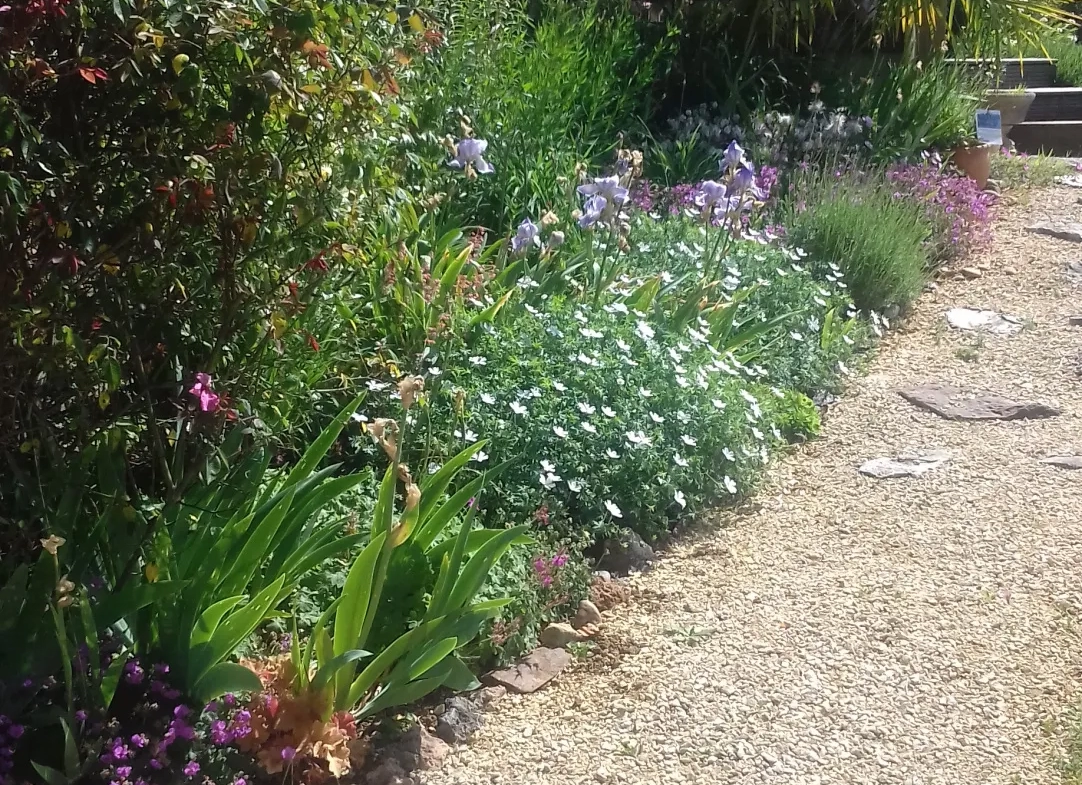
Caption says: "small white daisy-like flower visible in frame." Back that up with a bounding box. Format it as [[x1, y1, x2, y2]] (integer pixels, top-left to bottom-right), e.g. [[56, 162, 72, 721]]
[[524, 303, 540, 315], [677, 410, 691, 424], [639, 387, 653, 398], [770, 386, 784, 398], [366, 380, 391, 392], [674, 490, 687, 508], [604, 302, 630, 315], [481, 393, 497, 405], [789, 331, 804, 341], [723, 475, 738, 494], [541, 459, 556, 473], [472, 450, 489, 463], [813, 296, 827, 307], [574, 311, 589, 324], [771, 426, 783, 440], [681, 434, 697, 447], [540, 472, 562, 490], [577, 352, 599, 367], [601, 406, 617, 418], [580, 328, 605, 339], [649, 411, 665, 424], [510, 401, 529, 416], [577, 402, 596, 415], [553, 380, 568, 392], [739, 389, 758, 405], [553, 425, 569, 438], [616, 338, 632, 353], [712, 399, 726, 410], [625, 430, 652, 447], [675, 376, 690, 389], [635, 320, 655, 342], [752, 427, 764, 441], [581, 421, 598, 434], [722, 447, 736, 461], [623, 356, 639, 367], [468, 355, 487, 366], [838, 361, 851, 375], [568, 479, 584, 492], [350, 412, 368, 423], [428, 367, 442, 377], [674, 454, 689, 468], [604, 500, 623, 518], [605, 448, 620, 459], [668, 347, 682, 363]]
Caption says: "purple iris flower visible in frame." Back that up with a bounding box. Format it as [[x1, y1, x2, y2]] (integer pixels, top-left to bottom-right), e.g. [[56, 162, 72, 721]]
[[577, 176, 628, 207], [729, 162, 756, 195], [578, 195, 607, 228], [511, 218, 541, 253], [695, 180, 728, 209], [448, 138, 494, 174], [721, 140, 747, 171]]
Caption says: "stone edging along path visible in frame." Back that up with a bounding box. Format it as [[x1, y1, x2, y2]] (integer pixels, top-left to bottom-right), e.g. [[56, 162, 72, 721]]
[[414, 187, 1082, 785]]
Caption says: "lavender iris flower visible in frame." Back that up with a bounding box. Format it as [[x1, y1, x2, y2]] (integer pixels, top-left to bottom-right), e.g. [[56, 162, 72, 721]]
[[720, 140, 747, 172], [511, 218, 541, 253], [695, 180, 728, 209], [577, 176, 629, 207], [448, 138, 495, 174], [578, 195, 608, 228], [729, 162, 756, 195]]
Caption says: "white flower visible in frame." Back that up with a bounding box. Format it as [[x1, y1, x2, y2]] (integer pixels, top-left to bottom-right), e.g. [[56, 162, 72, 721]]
[[772, 426, 783, 440], [723, 447, 736, 461], [580, 328, 605, 339], [427, 462, 441, 474], [675, 376, 690, 389], [770, 386, 785, 398], [625, 430, 652, 447], [524, 303, 540, 315], [510, 401, 529, 416], [577, 352, 599, 367], [724, 475, 738, 494], [568, 479, 584, 492], [481, 393, 497, 405], [739, 389, 758, 405], [528, 387, 542, 399], [553, 380, 568, 392], [674, 490, 687, 508], [350, 412, 369, 423], [677, 410, 691, 424], [712, 399, 726, 410], [574, 311, 589, 324], [813, 296, 827, 307], [581, 421, 598, 434], [553, 425, 569, 438], [681, 434, 697, 447], [540, 471, 562, 490], [674, 454, 689, 468], [752, 427, 764, 441], [604, 500, 623, 518], [616, 338, 632, 353], [541, 460, 556, 473], [604, 301, 630, 315], [605, 448, 620, 459], [649, 411, 665, 424], [838, 361, 851, 375], [366, 380, 391, 392], [577, 402, 596, 415], [428, 367, 442, 377], [842, 335, 855, 346], [468, 355, 487, 366], [623, 356, 639, 367], [668, 347, 682, 362], [638, 387, 653, 398], [789, 331, 804, 341], [601, 406, 617, 418], [472, 450, 490, 463], [635, 320, 655, 341]]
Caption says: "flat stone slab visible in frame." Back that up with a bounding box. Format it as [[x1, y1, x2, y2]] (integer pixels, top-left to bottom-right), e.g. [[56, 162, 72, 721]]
[[1039, 455, 1082, 469], [1025, 221, 1082, 243], [1068, 261, 1082, 284], [899, 383, 1060, 421], [859, 451, 950, 479], [946, 307, 1022, 335], [484, 647, 571, 694]]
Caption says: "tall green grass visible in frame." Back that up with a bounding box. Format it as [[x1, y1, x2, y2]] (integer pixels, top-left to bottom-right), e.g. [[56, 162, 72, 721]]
[[783, 170, 932, 311]]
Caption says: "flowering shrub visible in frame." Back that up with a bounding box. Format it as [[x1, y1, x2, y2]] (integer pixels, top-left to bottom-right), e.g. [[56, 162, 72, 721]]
[[887, 155, 997, 261]]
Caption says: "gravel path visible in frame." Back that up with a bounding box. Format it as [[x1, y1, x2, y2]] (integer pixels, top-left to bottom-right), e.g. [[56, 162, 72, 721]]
[[426, 187, 1082, 785]]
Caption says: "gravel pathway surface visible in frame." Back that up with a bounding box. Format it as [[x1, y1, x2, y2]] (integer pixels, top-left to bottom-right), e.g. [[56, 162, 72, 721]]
[[425, 188, 1082, 785]]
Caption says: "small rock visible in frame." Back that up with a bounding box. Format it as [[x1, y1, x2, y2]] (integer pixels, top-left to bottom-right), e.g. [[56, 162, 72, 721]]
[[1069, 261, 1082, 283], [1026, 221, 1082, 243], [367, 760, 415, 785], [475, 685, 506, 706], [1069, 316, 1082, 327], [590, 575, 631, 611], [859, 451, 950, 479], [1039, 455, 1082, 470], [385, 724, 450, 772], [1057, 175, 1082, 188], [899, 383, 1060, 421], [923, 281, 939, 293], [484, 647, 572, 694], [597, 530, 656, 575], [572, 600, 603, 629], [593, 570, 612, 580], [539, 622, 586, 649], [960, 267, 982, 280], [946, 307, 1022, 335], [1004, 265, 1018, 275], [435, 695, 483, 745]]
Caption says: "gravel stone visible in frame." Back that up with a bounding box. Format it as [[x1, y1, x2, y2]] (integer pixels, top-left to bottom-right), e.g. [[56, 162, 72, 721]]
[[1025, 220, 1082, 243], [423, 188, 1082, 785], [899, 383, 1060, 421], [1038, 455, 1082, 470], [859, 451, 950, 478], [946, 307, 1023, 335]]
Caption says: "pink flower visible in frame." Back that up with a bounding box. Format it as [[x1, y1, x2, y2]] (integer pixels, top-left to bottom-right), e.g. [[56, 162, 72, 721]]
[[189, 372, 220, 413]]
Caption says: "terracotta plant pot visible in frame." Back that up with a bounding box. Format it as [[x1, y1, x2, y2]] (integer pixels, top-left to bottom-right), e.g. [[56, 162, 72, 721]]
[[951, 143, 995, 189], [984, 90, 1036, 140]]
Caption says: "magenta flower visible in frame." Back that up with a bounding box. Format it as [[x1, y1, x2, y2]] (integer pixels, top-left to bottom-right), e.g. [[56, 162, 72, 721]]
[[281, 746, 297, 761], [183, 761, 200, 778], [189, 372, 220, 413]]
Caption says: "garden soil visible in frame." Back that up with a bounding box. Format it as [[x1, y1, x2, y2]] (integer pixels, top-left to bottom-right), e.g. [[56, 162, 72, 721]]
[[423, 186, 1082, 785]]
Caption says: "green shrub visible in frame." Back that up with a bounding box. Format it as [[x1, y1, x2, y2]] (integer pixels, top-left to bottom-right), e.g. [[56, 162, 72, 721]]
[[784, 170, 931, 311]]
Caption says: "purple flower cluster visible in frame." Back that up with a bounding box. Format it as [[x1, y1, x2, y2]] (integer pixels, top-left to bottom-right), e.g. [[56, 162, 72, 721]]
[[532, 552, 570, 589], [0, 715, 25, 781], [886, 155, 996, 259]]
